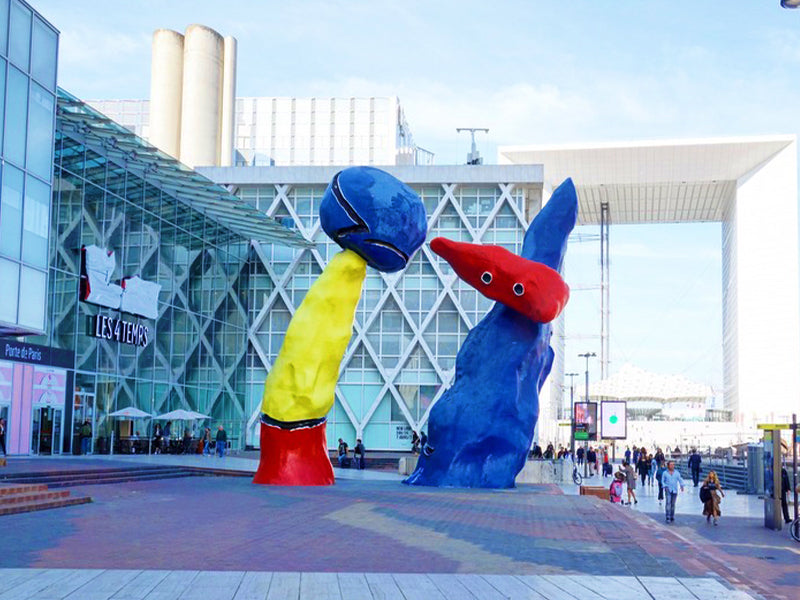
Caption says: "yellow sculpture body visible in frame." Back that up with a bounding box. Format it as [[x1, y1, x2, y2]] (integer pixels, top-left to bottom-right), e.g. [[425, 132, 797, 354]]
[[260, 249, 367, 422]]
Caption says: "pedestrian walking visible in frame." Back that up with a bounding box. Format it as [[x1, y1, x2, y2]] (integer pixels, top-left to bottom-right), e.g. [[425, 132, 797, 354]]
[[688, 448, 702, 486], [354, 438, 366, 470], [656, 460, 667, 505], [624, 447, 631, 464], [215, 425, 227, 458], [636, 453, 650, 487], [780, 466, 793, 524], [662, 460, 685, 523], [587, 447, 597, 476], [201, 427, 212, 457], [0, 417, 6, 456], [700, 470, 725, 526], [576, 446, 585, 466], [649, 454, 657, 486], [621, 461, 637, 505]]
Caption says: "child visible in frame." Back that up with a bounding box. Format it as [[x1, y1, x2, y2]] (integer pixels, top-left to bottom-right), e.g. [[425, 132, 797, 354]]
[[610, 472, 624, 503]]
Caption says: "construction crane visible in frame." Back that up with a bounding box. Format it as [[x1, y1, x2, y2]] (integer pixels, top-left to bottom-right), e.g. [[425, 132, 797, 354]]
[[456, 127, 489, 165]]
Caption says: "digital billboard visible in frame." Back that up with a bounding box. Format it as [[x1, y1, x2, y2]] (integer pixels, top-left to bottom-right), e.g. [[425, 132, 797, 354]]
[[574, 402, 598, 441], [600, 400, 627, 439]]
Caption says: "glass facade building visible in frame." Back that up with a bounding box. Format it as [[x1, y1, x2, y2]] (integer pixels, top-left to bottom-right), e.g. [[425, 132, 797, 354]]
[[0, 0, 58, 336], [1, 92, 307, 456], [199, 165, 558, 451]]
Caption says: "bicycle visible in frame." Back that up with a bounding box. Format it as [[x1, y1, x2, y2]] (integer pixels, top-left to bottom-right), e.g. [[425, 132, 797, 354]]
[[790, 518, 800, 543], [572, 464, 583, 486]]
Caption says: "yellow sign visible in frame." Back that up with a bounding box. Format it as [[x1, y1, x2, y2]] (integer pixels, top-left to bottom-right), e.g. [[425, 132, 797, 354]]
[[757, 424, 792, 430]]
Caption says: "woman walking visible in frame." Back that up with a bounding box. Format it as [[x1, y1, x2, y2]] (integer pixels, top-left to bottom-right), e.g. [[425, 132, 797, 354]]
[[621, 461, 638, 505], [700, 470, 725, 525], [636, 453, 650, 487]]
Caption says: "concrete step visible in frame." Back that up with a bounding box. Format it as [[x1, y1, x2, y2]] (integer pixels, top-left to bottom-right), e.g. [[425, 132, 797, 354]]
[[0, 483, 49, 495], [0, 489, 70, 505], [0, 495, 92, 516], [15, 471, 199, 489]]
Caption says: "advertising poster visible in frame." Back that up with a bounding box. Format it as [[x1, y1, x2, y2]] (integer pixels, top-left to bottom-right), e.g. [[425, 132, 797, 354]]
[[600, 400, 627, 439], [574, 402, 598, 441]]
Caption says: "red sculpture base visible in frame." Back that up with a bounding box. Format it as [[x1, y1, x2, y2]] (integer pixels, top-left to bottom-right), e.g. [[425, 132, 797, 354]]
[[253, 420, 335, 486]]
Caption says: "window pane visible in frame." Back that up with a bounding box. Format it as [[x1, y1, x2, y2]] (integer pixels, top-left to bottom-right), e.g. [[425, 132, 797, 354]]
[[0, 257, 19, 324], [0, 0, 9, 57], [30, 17, 56, 90], [0, 163, 23, 258], [22, 174, 49, 268], [26, 82, 53, 180], [18, 265, 45, 330], [0, 59, 5, 149], [8, 0, 30, 70], [3, 65, 28, 165]]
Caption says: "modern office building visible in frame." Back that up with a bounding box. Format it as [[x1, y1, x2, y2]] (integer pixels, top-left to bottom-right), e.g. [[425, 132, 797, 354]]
[[89, 96, 431, 168], [1, 90, 307, 456], [501, 138, 800, 429], [198, 164, 560, 449], [0, 0, 58, 337]]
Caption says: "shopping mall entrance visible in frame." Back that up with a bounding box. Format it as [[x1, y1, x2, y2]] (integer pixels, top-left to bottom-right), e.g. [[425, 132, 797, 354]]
[[72, 390, 95, 454], [30, 405, 63, 455]]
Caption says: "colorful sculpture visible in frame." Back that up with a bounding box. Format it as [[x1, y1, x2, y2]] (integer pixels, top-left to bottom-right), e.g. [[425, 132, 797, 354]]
[[405, 178, 578, 488], [254, 166, 426, 486]]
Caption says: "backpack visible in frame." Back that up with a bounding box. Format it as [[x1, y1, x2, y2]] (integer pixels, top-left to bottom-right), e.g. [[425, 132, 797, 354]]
[[699, 485, 711, 503], [610, 480, 622, 502]]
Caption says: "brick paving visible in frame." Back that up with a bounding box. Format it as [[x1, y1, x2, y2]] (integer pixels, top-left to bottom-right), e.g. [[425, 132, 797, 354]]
[[0, 475, 791, 598]]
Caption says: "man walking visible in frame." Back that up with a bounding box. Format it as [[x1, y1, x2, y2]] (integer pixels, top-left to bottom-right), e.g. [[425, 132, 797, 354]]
[[688, 448, 702, 486], [586, 446, 597, 476], [215, 425, 227, 458], [662, 460, 685, 523], [354, 438, 366, 470], [576, 446, 584, 467]]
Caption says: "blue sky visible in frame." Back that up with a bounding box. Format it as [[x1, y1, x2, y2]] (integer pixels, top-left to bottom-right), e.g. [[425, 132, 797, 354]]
[[34, 0, 800, 396]]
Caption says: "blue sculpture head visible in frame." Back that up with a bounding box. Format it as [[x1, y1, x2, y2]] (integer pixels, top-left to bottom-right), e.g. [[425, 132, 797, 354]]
[[319, 166, 427, 273]]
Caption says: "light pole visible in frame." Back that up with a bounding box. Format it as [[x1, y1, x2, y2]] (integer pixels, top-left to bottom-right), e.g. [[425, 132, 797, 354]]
[[566, 372, 579, 459], [578, 352, 596, 477]]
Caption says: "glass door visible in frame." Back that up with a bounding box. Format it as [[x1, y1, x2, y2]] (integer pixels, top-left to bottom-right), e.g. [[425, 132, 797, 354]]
[[73, 392, 95, 454], [31, 408, 42, 454], [31, 407, 63, 455]]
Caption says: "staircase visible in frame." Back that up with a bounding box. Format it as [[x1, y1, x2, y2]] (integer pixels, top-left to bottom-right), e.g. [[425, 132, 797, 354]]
[[0, 465, 207, 488], [0, 483, 91, 516]]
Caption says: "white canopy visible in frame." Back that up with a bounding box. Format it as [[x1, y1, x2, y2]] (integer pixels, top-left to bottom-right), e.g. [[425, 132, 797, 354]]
[[153, 409, 211, 420], [589, 363, 712, 403], [108, 407, 153, 419]]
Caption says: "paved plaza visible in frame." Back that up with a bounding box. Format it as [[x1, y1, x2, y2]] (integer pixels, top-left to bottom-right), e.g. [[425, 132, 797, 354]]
[[0, 457, 796, 599]]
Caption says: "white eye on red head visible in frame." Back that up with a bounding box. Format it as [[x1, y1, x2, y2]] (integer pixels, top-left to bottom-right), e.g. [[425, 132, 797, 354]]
[[481, 271, 493, 284], [513, 283, 525, 296]]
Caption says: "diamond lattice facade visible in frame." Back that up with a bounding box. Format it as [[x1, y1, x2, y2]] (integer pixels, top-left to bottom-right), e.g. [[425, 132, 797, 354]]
[[201, 165, 563, 450]]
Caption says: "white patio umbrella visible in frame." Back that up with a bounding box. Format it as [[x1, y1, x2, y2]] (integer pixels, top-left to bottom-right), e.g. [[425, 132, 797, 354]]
[[107, 407, 153, 455], [109, 407, 153, 418], [153, 409, 210, 420]]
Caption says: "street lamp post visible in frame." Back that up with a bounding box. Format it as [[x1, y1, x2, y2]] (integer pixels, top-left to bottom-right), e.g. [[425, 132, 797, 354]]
[[578, 352, 596, 477], [566, 372, 579, 460]]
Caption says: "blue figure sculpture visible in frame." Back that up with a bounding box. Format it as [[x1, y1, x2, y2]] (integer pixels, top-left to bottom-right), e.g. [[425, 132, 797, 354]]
[[319, 166, 427, 272], [404, 178, 578, 488]]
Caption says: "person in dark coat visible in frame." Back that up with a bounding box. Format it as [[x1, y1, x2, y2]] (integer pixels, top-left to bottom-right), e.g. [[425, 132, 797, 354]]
[[781, 466, 793, 524], [688, 448, 702, 486], [354, 438, 366, 470], [636, 454, 650, 486]]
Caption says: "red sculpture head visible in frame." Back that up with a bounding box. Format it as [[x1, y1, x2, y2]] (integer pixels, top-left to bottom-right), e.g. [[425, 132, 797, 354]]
[[430, 237, 569, 323]]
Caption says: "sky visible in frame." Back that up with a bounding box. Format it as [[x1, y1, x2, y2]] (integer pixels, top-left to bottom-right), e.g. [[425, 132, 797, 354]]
[[33, 0, 800, 399]]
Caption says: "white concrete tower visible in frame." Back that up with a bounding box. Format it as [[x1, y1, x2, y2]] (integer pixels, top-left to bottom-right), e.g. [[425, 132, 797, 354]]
[[220, 36, 237, 167], [179, 24, 224, 168], [149, 29, 184, 159]]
